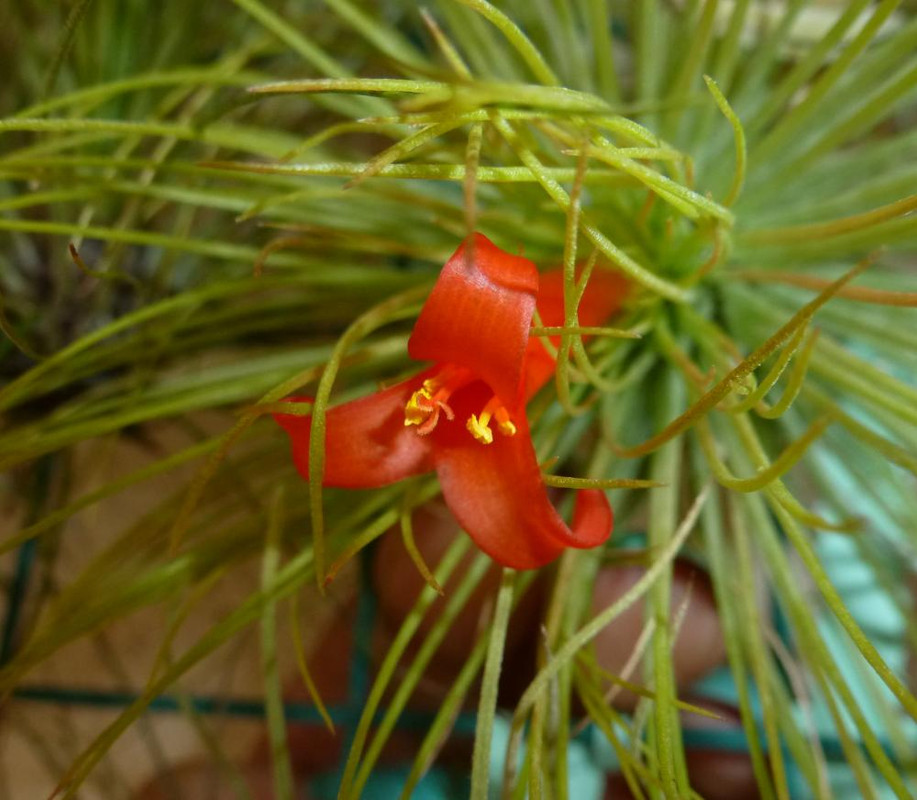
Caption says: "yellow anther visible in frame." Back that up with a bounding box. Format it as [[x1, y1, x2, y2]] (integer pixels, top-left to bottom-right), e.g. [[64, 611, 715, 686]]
[[494, 407, 517, 437], [404, 386, 434, 427], [466, 413, 494, 444], [404, 376, 456, 435], [497, 418, 517, 436], [467, 403, 515, 444]]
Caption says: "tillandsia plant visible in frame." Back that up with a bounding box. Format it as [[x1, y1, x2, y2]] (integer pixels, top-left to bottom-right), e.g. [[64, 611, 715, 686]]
[[1, 0, 917, 798]]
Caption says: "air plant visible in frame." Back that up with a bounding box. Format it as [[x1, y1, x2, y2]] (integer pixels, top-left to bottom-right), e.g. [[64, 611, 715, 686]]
[[1, 1, 916, 798]]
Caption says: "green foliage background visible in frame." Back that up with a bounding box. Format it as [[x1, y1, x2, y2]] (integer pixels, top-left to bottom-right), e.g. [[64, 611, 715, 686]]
[[1, 1, 917, 797]]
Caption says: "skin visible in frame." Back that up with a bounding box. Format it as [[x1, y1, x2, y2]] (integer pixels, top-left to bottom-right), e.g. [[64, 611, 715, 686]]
[[589, 559, 727, 711], [137, 505, 757, 799]]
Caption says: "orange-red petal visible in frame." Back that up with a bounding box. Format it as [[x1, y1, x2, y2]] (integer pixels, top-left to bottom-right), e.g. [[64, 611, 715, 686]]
[[522, 343, 558, 401], [273, 373, 435, 489], [523, 266, 630, 399], [430, 383, 613, 569], [536, 266, 629, 329], [408, 234, 538, 408]]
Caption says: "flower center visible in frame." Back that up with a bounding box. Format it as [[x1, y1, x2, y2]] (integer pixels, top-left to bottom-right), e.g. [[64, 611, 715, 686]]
[[466, 396, 517, 445], [404, 366, 470, 435], [404, 367, 517, 444]]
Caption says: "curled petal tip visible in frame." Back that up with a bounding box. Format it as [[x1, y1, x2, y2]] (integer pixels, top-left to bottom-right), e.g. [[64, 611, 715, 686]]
[[568, 489, 614, 550], [409, 235, 538, 404]]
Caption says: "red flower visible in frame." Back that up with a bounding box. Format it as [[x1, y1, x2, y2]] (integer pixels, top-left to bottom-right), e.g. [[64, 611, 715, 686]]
[[274, 234, 627, 569]]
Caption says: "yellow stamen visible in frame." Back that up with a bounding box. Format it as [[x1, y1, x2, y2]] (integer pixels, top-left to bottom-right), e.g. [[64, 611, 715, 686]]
[[494, 407, 517, 437], [467, 413, 494, 444], [404, 376, 457, 434], [467, 400, 517, 444], [404, 386, 434, 427]]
